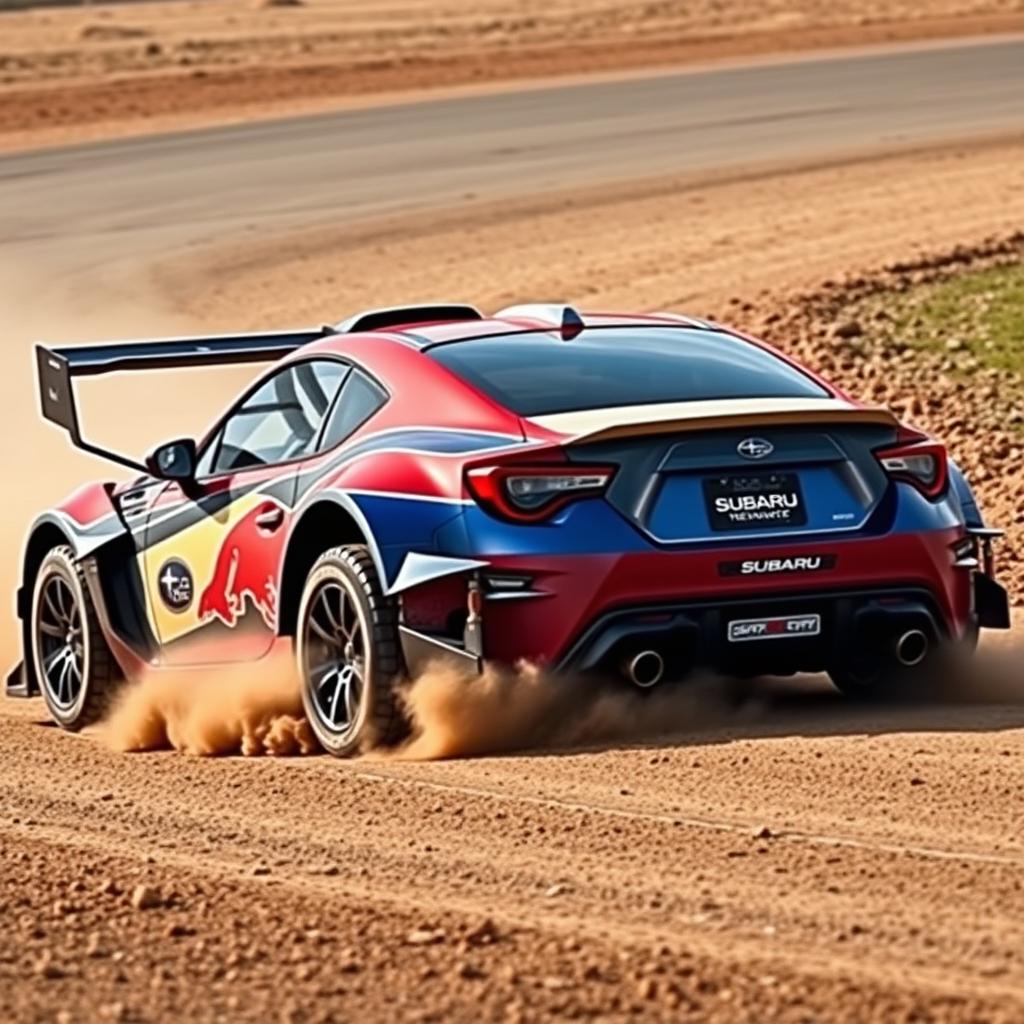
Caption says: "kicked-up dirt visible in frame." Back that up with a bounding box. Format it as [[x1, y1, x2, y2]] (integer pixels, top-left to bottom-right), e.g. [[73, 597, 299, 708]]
[[1, 0, 1024, 149]]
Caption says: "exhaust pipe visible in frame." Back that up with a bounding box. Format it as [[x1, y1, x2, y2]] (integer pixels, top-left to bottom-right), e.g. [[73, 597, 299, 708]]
[[894, 629, 929, 668], [624, 650, 665, 688]]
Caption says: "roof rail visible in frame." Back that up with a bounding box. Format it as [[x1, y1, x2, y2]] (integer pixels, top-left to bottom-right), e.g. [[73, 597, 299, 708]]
[[335, 304, 482, 334], [495, 303, 585, 339]]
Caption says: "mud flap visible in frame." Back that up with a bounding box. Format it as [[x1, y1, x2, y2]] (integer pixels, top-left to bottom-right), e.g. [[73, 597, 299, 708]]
[[5, 661, 31, 699], [975, 573, 1011, 630], [399, 626, 482, 678]]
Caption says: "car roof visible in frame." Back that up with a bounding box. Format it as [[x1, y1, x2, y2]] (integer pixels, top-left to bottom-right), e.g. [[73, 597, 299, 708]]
[[309, 304, 718, 353]]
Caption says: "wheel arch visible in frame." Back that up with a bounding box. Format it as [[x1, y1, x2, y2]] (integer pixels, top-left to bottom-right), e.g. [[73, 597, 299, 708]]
[[277, 495, 384, 637], [948, 458, 985, 528]]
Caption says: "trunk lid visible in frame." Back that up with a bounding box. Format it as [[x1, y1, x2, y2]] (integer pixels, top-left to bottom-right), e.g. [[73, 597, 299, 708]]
[[555, 402, 900, 544]]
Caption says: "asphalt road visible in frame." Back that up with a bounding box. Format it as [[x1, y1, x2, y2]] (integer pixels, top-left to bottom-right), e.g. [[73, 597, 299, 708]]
[[1, 36, 1023, 285]]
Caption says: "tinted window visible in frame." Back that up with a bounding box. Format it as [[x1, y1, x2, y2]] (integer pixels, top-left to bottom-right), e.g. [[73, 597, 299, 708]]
[[319, 370, 388, 450], [205, 361, 347, 474], [427, 327, 827, 416]]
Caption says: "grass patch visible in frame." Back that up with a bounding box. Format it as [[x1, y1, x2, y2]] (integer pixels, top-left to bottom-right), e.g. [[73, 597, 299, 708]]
[[864, 260, 1024, 375]]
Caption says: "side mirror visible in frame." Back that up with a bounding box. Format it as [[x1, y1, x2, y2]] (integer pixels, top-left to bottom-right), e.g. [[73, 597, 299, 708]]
[[146, 438, 197, 482]]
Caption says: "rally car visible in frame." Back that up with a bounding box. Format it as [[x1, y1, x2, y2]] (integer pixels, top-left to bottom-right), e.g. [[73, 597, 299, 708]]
[[7, 303, 1010, 755]]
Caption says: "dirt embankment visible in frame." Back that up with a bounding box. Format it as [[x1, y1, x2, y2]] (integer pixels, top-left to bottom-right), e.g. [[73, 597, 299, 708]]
[[2, 0, 1023, 149], [744, 235, 1024, 600]]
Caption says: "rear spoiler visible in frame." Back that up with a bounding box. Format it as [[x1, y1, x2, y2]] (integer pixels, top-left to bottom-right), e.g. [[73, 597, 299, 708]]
[[35, 329, 327, 471], [530, 398, 900, 444]]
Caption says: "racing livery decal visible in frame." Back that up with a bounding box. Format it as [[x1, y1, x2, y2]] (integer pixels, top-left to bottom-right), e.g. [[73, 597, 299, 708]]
[[157, 559, 194, 612], [198, 503, 282, 630]]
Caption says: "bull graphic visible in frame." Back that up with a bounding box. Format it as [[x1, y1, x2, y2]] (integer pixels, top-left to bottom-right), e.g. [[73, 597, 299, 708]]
[[197, 505, 280, 629]]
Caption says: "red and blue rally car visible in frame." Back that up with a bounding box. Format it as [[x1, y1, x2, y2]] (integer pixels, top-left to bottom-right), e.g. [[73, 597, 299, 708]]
[[8, 303, 1010, 755]]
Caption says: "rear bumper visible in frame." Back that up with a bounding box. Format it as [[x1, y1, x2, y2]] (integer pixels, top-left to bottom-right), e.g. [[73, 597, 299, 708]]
[[557, 587, 947, 677], [470, 528, 984, 667]]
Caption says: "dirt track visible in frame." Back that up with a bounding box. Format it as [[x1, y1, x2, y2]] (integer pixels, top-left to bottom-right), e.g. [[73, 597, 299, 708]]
[[2, 0, 1024, 150], [2, 660, 1024, 1022]]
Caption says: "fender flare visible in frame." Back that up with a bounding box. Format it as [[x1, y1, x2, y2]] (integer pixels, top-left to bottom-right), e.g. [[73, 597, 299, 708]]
[[948, 458, 985, 528]]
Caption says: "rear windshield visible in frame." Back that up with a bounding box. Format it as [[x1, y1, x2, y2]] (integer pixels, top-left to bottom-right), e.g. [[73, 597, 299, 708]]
[[427, 326, 828, 416]]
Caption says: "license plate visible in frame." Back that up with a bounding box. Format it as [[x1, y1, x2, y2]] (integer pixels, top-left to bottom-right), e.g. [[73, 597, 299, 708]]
[[704, 472, 807, 531], [727, 614, 821, 642]]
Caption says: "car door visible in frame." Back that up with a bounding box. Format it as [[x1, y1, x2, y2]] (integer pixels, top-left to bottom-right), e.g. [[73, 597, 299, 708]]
[[141, 358, 349, 665]]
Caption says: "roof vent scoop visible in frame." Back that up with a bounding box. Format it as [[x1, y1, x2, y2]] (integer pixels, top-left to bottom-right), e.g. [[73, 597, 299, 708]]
[[496, 303, 585, 340], [335, 304, 482, 334]]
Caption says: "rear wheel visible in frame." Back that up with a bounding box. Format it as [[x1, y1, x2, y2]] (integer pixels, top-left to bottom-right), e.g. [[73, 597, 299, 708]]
[[31, 546, 119, 730], [296, 546, 405, 757], [829, 626, 977, 701]]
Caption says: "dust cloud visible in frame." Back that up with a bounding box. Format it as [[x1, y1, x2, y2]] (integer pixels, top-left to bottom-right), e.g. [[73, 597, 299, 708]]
[[392, 659, 733, 760], [99, 651, 317, 757], [97, 654, 733, 759], [96, 640, 1023, 760], [0, 258, 233, 670]]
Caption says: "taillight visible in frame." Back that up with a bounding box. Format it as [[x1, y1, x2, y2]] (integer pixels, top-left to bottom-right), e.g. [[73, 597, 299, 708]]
[[466, 464, 615, 522], [876, 440, 948, 498]]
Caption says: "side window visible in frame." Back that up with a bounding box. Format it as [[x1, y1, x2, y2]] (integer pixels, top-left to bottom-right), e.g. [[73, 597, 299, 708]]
[[319, 370, 387, 451], [203, 361, 348, 475]]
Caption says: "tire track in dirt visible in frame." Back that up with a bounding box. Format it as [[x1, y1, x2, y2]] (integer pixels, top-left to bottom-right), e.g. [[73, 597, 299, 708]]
[[3, 679, 1023, 1020]]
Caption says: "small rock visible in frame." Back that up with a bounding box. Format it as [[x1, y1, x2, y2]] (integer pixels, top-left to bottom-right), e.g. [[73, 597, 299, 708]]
[[251, 864, 271, 876], [544, 883, 569, 898], [833, 320, 863, 339], [130, 884, 161, 910], [752, 825, 774, 840], [465, 918, 500, 946], [637, 977, 658, 1000], [34, 954, 64, 979], [406, 927, 446, 946], [542, 976, 574, 991]]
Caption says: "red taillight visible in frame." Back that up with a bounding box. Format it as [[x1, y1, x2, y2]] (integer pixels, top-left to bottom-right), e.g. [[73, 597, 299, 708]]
[[876, 440, 948, 499], [465, 464, 615, 522]]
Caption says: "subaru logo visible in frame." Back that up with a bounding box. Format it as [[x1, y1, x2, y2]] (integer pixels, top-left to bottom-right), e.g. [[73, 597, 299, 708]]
[[158, 559, 194, 613], [737, 437, 774, 460]]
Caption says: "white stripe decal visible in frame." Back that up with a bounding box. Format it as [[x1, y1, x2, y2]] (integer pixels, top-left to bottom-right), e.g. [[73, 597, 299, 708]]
[[531, 397, 865, 438]]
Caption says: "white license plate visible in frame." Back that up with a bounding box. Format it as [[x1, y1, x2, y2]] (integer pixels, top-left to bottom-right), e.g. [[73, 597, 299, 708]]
[[727, 614, 821, 642]]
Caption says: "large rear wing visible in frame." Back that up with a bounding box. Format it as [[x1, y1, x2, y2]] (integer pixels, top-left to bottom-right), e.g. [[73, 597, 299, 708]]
[[35, 328, 327, 472]]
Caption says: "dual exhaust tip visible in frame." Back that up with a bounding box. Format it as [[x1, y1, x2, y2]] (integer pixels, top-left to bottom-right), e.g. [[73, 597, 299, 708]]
[[622, 628, 930, 687], [624, 649, 665, 688], [894, 628, 929, 668]]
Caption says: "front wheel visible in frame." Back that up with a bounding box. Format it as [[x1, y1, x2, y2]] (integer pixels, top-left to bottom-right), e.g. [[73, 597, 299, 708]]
[[31, 546, 120, 730], [296, 546, 405, 757]]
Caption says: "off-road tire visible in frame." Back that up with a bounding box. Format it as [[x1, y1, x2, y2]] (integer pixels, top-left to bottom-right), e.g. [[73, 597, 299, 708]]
[[829, 629, 976, 701], [31, 546, 119, 730], [296, 545, 405, 757]]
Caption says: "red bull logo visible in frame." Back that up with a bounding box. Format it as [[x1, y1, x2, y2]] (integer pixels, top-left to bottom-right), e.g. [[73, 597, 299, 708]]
[[198, 503, 282, 630]]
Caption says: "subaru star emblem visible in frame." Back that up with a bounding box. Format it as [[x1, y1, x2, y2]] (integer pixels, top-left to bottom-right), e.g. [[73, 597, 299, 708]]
[[158, 559, 194, 613], [737, 437, 774, 460]]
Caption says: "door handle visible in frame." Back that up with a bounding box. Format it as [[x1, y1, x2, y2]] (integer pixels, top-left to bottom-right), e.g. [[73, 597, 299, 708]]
[[254, 506, 285, 531]]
